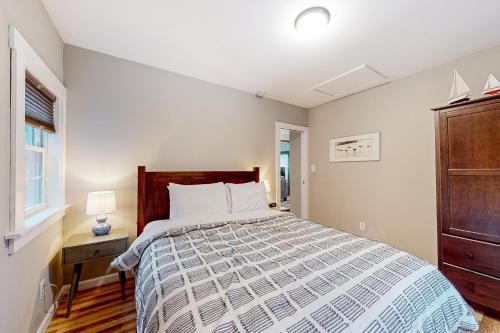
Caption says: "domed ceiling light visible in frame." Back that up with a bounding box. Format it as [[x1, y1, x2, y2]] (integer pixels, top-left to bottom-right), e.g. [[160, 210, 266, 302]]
[[294, 7, 331, 34]]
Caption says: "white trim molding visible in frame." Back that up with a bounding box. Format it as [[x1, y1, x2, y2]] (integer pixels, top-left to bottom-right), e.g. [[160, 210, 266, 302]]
[[35, 284, 67, 333], [36, 303, 56, 333], [59, 272, 134, 297], [5, 26, 67, 254], [275, 122, 310, 219], [4, 205, 69, 254]]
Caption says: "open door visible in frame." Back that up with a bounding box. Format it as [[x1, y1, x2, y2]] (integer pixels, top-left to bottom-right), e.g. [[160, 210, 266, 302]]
[[275, 122, 309, 219]]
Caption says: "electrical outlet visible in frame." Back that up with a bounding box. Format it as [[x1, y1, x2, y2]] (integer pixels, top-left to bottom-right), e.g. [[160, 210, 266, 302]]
[[359, 221, 366, 231], [39, 279, 46, 300], [311, 164, 316, 173]]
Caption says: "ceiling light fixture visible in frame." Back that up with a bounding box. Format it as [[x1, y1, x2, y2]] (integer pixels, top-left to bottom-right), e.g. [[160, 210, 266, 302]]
[[294, 7, 330, 34], [255, 91, 266, 99]]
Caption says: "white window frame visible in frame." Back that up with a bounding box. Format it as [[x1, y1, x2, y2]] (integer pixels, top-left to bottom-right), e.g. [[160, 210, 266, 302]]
[[24, 140, 48, 216], [4, 26, 68, 255]]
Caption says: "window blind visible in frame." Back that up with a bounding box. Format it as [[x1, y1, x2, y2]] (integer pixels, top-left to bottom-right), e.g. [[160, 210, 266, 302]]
[[25, 71, 56, 133]]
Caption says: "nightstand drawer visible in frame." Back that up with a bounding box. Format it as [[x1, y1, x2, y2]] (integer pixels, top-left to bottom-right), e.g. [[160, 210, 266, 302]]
[[63, 238, 128, 265]]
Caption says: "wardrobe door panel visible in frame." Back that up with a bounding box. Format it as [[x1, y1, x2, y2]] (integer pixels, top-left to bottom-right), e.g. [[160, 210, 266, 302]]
[[447, 110, 500, 169], [448, 175, 500, 244]]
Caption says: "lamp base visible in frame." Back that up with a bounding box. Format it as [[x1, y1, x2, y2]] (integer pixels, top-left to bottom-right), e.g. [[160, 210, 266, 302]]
[[92, 215, 112, 236]]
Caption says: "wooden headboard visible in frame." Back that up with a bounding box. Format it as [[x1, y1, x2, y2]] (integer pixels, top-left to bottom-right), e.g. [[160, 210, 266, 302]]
[[137, 166, 259, 235]]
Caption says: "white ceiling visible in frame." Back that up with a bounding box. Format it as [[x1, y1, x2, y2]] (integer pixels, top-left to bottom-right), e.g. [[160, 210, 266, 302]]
[[42, 0, 500, 108]]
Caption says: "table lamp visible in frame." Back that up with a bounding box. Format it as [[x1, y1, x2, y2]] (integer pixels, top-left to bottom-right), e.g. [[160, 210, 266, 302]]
[[86, 191, 116, 236]]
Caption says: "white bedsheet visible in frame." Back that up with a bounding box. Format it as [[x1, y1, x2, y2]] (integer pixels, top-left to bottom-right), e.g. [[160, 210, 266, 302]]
[[142, 208, 284, 236]]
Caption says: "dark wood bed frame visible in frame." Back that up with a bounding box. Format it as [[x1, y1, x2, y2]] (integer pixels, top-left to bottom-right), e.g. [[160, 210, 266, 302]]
[[137, 166, 260, 235]]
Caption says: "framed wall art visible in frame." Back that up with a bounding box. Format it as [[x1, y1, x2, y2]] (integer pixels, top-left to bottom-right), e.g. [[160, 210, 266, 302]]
[[329, 132, 380, 162]]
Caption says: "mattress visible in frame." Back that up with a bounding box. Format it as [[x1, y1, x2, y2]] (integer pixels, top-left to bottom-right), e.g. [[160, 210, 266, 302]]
[[112, 211, 478, 333]]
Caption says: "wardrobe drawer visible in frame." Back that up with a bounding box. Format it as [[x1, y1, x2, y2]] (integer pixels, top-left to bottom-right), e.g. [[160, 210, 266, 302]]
[[442, 263, 500, 312], [442, 234, 500, 278]]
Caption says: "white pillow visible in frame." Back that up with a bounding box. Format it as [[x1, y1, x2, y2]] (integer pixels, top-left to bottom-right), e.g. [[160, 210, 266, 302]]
[[226, 181, 268, 213], [225, 186, 232, 213], [168, 182, 229, 218]]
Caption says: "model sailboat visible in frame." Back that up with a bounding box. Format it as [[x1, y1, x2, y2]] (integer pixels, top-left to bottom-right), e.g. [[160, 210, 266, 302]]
[[448, 69, 472, 104], [482, 74, 500, 96]]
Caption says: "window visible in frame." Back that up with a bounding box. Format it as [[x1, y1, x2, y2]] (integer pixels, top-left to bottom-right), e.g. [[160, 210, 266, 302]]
[[6, 26, 67, 254], [24, 125, 48, 213], [23, 70, 56, 214]]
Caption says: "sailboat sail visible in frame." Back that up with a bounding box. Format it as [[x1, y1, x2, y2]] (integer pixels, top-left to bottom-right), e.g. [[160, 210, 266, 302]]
[[448, 69, 472, 104], [482, 74, 500, 95]]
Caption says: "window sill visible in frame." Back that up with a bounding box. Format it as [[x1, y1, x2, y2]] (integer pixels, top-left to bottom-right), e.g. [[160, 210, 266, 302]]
[[4, 205, 69, 255]]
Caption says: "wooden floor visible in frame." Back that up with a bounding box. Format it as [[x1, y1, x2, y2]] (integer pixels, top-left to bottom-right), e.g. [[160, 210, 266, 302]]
[[47, 279, 136, 333], [48, 279, 499, 333], [471, 310, 500, 333]]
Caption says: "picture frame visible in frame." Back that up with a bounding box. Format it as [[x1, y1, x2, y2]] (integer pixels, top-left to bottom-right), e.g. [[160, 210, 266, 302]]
[[329, 132, 380, 162]]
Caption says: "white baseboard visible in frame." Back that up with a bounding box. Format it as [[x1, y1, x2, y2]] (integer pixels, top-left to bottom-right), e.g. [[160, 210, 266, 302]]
[[36, 286, 66, 333], [36, 303, 55, 333], [59, 272, 133, 298]]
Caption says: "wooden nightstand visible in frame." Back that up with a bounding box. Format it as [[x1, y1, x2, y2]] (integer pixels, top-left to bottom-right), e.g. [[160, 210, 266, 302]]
[[63, 228, 129, 317]]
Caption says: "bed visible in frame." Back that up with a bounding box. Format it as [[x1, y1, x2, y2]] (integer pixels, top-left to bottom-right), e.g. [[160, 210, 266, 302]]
[[112, 166, 479, 333]]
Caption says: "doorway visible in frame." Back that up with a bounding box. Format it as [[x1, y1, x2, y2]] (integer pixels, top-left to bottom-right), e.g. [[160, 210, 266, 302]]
[[275, 122, 309, 219]]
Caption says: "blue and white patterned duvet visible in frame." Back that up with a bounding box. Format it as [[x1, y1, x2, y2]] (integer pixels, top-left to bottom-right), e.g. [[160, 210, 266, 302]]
[[112, 213, 478, 333]]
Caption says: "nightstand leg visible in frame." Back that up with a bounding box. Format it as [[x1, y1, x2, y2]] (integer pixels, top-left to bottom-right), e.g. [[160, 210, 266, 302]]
[[119, 271, 126, 300], [66, 263, 83, 318]]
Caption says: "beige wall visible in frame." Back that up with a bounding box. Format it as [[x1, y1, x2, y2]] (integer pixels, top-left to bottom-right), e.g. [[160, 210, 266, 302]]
[[3, 3, 497, 327], [309, 45, 500, 265], [0, 1, 64, 332], [63, 45, 308, 282]]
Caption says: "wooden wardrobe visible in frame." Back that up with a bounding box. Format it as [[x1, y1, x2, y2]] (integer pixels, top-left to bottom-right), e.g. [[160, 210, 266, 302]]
[[433, 95, 500, 314]]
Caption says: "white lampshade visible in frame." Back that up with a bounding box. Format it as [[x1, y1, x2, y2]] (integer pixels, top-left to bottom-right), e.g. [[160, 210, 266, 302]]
[[86, 191, 116, 215], [261, 180, 272, 193]]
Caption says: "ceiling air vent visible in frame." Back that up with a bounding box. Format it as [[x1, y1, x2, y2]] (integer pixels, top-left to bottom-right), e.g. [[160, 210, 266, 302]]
[[312, 64, 387, 100]]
